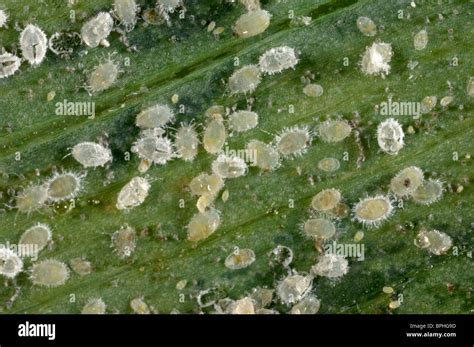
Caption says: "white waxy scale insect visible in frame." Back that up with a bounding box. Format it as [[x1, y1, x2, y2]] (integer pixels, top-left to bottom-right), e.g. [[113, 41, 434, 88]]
[[225, 248, 256, 270], [0, 52, 21, 78], [276, 274, 312, 305], [131, 135, 175, 168], [72, 142, 112, 168], [16, 184, 49, 213], [356, 16, 377, 36], [311, 254, 349, 279], [0, 248, 23, 278], [303, 83, 323, 97], [239, 0, 261, 11], [234, 9, 271, 38], [318, 157, 340, 172], [86, 59, 121, 94], [420, 96, 437, 114], [290, 295, 320, 314], [130, 297, 150, 314], [412, 179, 443, 205], [46, 172, 83, 202], [440, 96, 453, 107], [227, 297, 255, 314], [116, 176, 150, 210], [360, 42, 393, 76], [187, 209, 221, 242], [189, 172, 224, 197], [0, 9, 8, 28], [228, 110, 258, 132], [114, 0, 139, 31], [311, 188, 342, 212], [302, 218, 336, 239], [377, 118, 405, 155], [353, 195, 393, 228], [414, 29, 428, 50], [70, 258, 93, 276], [390, 166, 424, 197], [203, 116, 227, 154], [156, 0, 183, 12], [228, 65, 261, 94], [19, 223, 52, 254], [112, 225, 136, 258], [274, 126, 312, 157], [318, 120, 351, 143], [414, 230, 452, 255], [81, 12, 114, 48], [136, 104, 175, 129], [258, 46, 298, 75], [82, 298, 106, 314], [30, 259, 69, 287], [246, 140, 280, 171], [175, 124, 199, 161], [212, 154, 248, 179], [20, 24, 48, 66]]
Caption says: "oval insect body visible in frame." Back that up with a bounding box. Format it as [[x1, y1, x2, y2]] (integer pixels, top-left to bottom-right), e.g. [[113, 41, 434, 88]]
[[70, 258, 93, 276], [16, 184, 49, 214], [87, 60, 120, 94], [72, 142, 112, 168], [246, 140, 280, 171], [212, 155, 248, 179], [82, 298, 106, 314], [353, 195, 393, 228], [229, 110, 259, 132], [291, 295, 321, 314], [131, 135, 175, 165], [303, 83, 323, 97], [276, 274, 312, 305], [81, 12, 114, 48], [0, 52, 21, 78], [203, 117, 226, 154], [303, 218, 336, 239], [0, 9, 8, 28], [112, 225, 136, 258], [114, 0, 139, 30], [311, 188, 342, 212], [360, 42, 393, 76], [175, 124, 199, 161], [258, 46, 298, 75], [20, 24, 48, 66], [225, 248, 256, 270], [189, 172, 224, 196], [116, 177, 150, 210], [377, 118, 405, 155], [228, 65, 261, 94], [414, 230, 452, 255], [130, 297, 150, 314], [414, 29, 428, 50], [234, 9, 271, 38], [412, 179, 443, 205], [19, 223, 52, 254], [0, 248, 23, 279], [136, 104, 175, 129], [46, 172, 83, 202], [30, 259, 69, 287], [275, 126, 312, 157], [311, 254, 349, 278], [318, 157, 340, 172], [318, 120, 352, 143], [390, 166, 424, 197], [228, 297, 255, 314], [356, 16, 376, 36], [187, 209, 221, 242]]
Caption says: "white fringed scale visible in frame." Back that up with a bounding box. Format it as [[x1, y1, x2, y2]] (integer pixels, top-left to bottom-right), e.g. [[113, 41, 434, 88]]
[[20, 24, 48, 66], [353, 195, 393, 228], [72, 142, 112, 168], [258, 46, 298, 75]]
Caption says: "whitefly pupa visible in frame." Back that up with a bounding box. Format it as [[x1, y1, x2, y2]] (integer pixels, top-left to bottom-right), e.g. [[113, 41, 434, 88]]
[[311, 254, 349, 279], [225, 248, 256, 270], [85, 55, 122, 94], [414, 29, 428, 51], [72, 142, 113, 168], [189, 172, 224, 197], [356, 16, 376, 36], [318, 119, 352, 143], [302, 218, 336, 240], [258, 46, 298, 75], [20, 24, 48, 66], [81, 12, 114, 48], [390, 166, 424, 197], [111, 225, 136, 258], [187, 209, 221, 242], [113, 0, 140, 31], [353, 195, 393, 228], [377, 118, 405, 155], [82, 298, 106, 314], [246, 140, 280, 171], [175, 123, 199, 162], [274, 126, 312, 158], [19, 223, 52, 254], [203, 115, 226, 154], [30, 259, 69, 287], [360, 42, 393, 77], [46, 171, 84, 202], [276, 273, 312, 305], [228, 65, 261, 94], [311, 188, 342, 212], [116, 176, 151, 210], [15, 183, 49, 214], [211, 154, 248, 179], [0, 52, 21, 78], [412, 179, 443, 205], [136, 104, 175, 129], [131, 134, 175, 171], [0, 248, 23, 279], [228, 110, 259, 132], [234, 9, 271, 38]]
